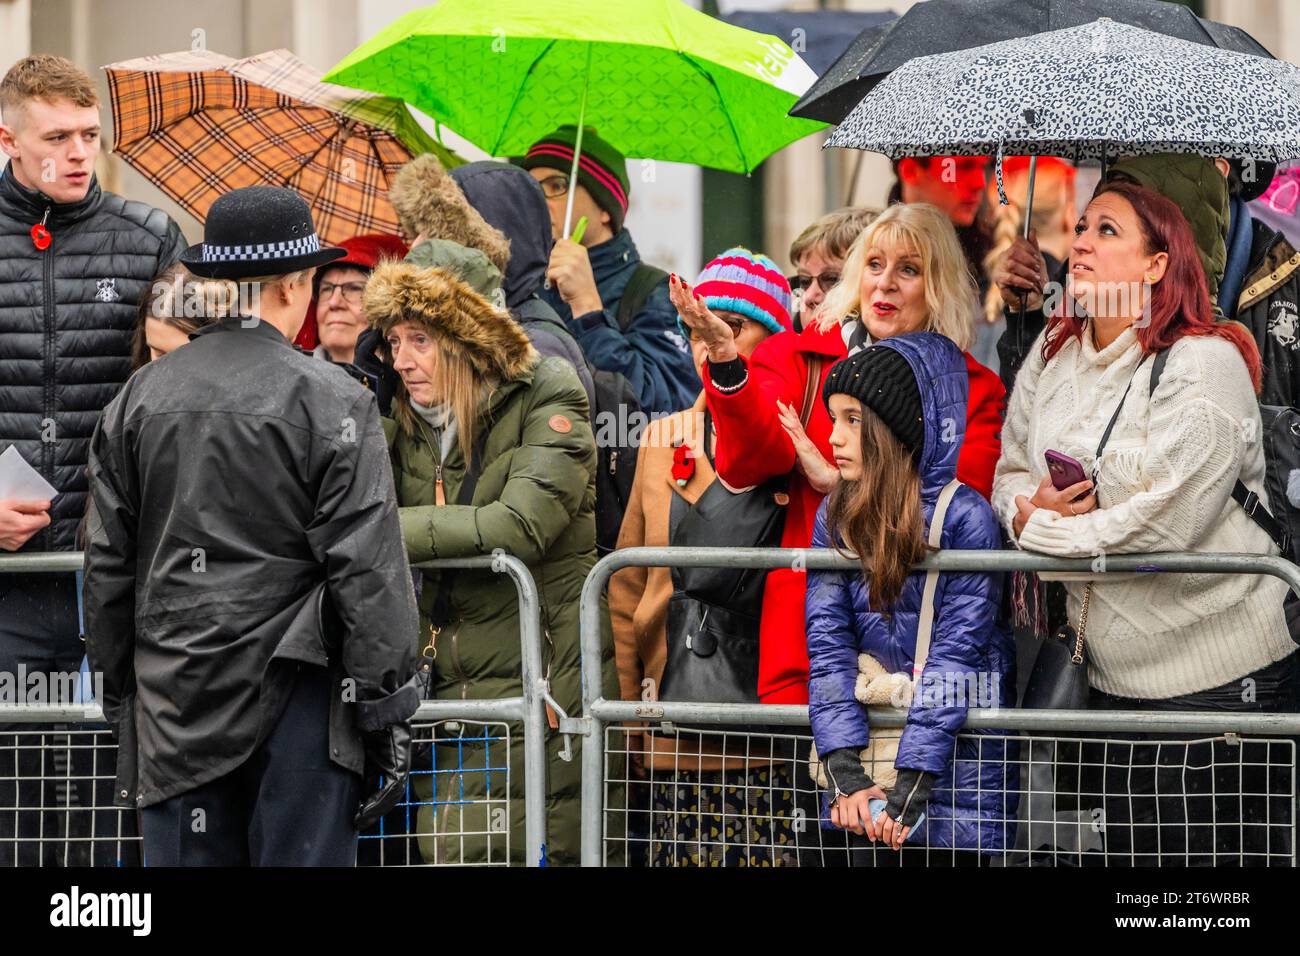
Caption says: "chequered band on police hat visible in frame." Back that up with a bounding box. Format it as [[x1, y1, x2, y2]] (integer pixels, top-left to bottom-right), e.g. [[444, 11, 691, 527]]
[[200, 233, 323, 263]]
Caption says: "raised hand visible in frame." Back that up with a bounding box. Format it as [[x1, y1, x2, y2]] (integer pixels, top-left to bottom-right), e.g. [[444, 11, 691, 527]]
[[777, 398, 838, 494], [669, 273, 738, 364]]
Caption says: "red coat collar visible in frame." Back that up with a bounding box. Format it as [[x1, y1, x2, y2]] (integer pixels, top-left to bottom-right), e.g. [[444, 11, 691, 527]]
[[794, 318, 849, 358]]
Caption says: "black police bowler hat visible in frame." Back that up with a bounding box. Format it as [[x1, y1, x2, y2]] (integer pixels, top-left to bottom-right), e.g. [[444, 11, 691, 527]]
[[179, 186, 346, 279]]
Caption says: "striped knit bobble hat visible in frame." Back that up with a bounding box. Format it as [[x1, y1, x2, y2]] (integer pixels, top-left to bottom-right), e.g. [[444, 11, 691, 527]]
[[678, 247, 793, 340], [822, 344, 925, 462]]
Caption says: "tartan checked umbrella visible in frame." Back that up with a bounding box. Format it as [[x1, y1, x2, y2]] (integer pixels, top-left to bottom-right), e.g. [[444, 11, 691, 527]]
[[105, 48, 459, 245]]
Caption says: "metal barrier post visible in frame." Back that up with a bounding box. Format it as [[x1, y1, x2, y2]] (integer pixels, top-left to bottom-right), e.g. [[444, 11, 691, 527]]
[[579, 556, 610, 867], [579, 547, 1300, 866], [2, 551, 548, 868], [412, 554, 547, 867]]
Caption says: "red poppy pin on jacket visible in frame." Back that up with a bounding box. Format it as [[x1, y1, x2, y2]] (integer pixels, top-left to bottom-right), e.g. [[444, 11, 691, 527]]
[[671, 442, 695, 487]]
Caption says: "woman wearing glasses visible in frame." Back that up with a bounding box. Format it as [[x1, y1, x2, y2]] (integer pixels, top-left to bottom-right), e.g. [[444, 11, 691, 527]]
[[297, 233, 408, 364], [787, 207, 877, 331]]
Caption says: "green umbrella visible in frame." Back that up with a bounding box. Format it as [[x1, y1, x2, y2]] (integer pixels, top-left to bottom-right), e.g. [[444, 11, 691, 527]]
[[323, 0, 825, 233]]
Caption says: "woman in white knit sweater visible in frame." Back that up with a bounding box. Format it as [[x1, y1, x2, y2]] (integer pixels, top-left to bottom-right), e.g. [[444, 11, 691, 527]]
[[994, 181, 1295, 863]]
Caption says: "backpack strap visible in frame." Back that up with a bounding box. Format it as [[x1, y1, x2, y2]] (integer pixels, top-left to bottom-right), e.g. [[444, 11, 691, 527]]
[[1231, 482, 1292, 554], [912, 479, 962, 680], [1149, 345, 1290, 554], [615, 263, 669, 332]]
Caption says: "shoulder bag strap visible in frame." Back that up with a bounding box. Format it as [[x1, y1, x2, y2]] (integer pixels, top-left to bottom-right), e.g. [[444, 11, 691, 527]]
[[615, 264, 669, 332], [428, 438, 486, 631], [912, 479, 961, 681], [1092, 352, 1155, 481], [800, 356, 823, 427]]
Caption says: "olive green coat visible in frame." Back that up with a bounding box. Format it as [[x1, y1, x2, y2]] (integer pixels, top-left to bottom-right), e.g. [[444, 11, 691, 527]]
[[367, 259, 615, 865]]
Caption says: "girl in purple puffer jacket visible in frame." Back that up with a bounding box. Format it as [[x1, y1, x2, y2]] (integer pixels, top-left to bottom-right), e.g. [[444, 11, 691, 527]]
[[806, 333, 1018, 866]]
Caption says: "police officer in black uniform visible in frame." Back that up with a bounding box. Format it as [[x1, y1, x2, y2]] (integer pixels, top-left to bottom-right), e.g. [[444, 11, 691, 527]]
[[84, 187, 419, 866]]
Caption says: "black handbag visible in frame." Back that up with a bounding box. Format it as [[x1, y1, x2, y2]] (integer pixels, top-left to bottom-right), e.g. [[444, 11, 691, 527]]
[[657, 441, 789, 710], [672, 458, 790, 613], [656, 359, 821, 727], [1021, 582, 1091, 709]]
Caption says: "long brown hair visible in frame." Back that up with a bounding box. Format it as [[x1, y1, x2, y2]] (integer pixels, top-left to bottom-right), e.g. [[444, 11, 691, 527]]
[[130, 263, 229, 370], [825, 409, 926, 614]]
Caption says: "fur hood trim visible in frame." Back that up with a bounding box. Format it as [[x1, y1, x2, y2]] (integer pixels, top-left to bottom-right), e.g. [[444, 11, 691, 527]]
[[364, 260, 537, 382], [388, 153, 512, 274]]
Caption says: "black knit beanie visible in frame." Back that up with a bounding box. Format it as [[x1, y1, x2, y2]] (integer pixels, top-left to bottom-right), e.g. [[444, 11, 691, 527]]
[[822, 345, 925, 461]]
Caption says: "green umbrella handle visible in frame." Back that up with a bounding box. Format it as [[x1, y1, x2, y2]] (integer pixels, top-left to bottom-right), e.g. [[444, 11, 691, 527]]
[[563, 45, 594, 238]]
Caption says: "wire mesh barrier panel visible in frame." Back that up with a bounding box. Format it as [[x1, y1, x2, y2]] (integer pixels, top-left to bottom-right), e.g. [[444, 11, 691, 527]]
[[359, 718, 512, 866], [580, 548, 1300, 865], [602, 725, 1296, 867], [0, 552, 549, 867], [0, 720, 140, 867], [1, 714, 515, 867], [1015, 733, 1296, 867], [604, 726, 850, 866]]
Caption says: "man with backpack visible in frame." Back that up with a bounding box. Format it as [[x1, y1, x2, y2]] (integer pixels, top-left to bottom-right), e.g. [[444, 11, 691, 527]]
[[515, 126, 699, 417]]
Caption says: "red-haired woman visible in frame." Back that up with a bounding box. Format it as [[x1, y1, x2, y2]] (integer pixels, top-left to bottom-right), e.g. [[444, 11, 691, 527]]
[[994, 181, 1296, 865]]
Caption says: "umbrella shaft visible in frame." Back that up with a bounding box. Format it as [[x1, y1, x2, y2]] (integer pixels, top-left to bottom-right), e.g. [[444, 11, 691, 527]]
[[563, 46, 594, 239], [1022, 155, 1038, 240]]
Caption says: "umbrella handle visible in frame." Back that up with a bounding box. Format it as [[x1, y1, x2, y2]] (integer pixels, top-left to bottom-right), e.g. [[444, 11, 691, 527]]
[[1022, 154, 1038, 240], [1013, 154, 1038, 360], [562, 45, 594, 240]]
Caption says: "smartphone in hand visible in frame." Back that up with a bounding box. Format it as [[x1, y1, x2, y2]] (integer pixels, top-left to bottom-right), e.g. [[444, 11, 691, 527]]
[[1045, 449, 1088, 492], [869, 797, 925, 835]]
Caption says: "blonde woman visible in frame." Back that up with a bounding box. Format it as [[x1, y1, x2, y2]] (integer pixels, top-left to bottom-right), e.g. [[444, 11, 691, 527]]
[[672, 201, 1005, 712], [366, 258, 616, 866]]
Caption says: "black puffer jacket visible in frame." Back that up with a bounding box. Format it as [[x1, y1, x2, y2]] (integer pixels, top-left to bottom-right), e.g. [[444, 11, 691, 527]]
[[0, 163, 186, 552]]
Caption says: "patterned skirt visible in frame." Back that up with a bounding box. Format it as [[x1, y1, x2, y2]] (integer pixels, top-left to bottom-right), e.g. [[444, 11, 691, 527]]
[[648, 762, 800, 867]]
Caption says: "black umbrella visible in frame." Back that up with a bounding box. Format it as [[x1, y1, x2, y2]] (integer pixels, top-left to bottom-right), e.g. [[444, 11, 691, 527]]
[[789, 0, 1274, 125], [720, 9, 896, 77]]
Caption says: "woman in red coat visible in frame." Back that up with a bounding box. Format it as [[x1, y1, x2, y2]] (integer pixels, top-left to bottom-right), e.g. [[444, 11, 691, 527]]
[[672, 202, 1004, 705]]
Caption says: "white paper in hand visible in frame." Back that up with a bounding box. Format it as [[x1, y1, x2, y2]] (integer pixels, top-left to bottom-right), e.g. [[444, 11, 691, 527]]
[[0, 446, 57, 501]]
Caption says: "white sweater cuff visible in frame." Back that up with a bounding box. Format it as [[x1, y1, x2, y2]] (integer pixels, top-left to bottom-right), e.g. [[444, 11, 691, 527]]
[[1017, 508, 1086, 556]]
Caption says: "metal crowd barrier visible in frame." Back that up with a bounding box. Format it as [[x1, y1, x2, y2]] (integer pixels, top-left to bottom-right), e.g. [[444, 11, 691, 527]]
[[0, 551, 550, 867], [577, 548, 1300, 867]]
